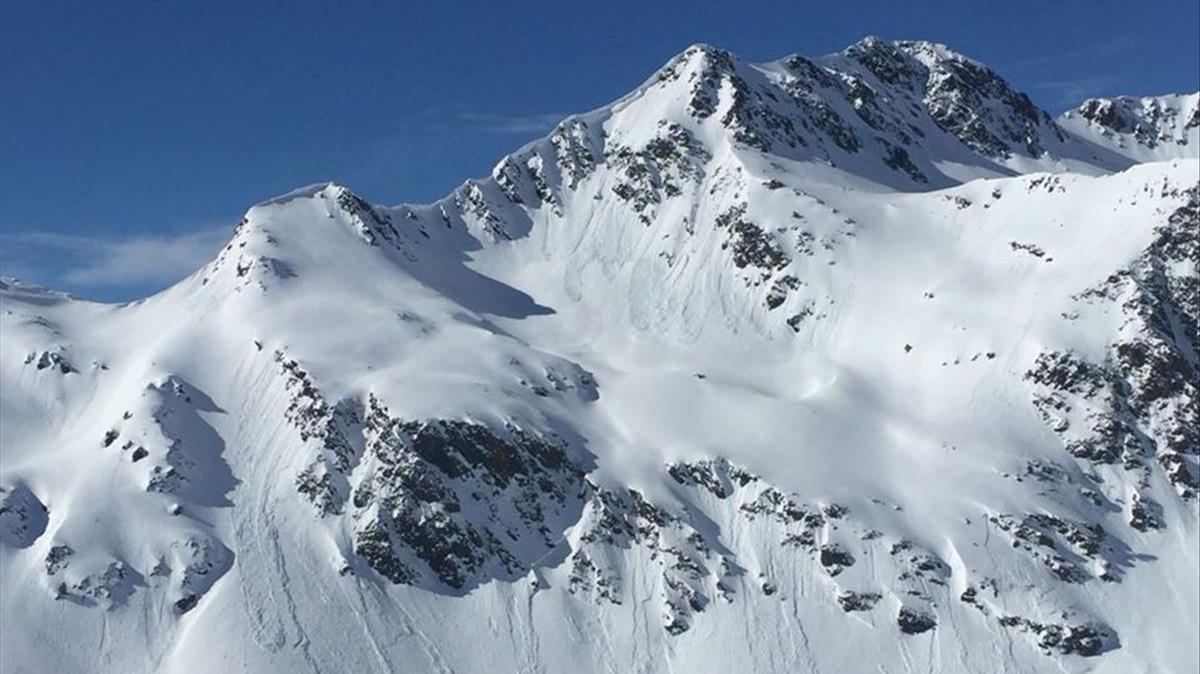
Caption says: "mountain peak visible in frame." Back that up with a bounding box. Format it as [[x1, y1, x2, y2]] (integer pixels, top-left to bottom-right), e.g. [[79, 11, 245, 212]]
[[192, 181, 421, 295], [1058, 92, 1200, 161], [894, 39, 984, 67]]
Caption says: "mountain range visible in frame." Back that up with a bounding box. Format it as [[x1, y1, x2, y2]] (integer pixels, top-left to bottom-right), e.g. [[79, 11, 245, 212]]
[[1, 37, 1197, 673]]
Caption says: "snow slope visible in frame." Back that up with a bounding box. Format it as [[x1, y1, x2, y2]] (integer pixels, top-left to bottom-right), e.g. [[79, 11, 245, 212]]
[[1, 37, 1197, 674]]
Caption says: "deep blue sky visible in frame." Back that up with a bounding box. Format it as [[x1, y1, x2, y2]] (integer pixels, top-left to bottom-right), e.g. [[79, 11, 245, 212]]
[[2, 0, 1197, 300]]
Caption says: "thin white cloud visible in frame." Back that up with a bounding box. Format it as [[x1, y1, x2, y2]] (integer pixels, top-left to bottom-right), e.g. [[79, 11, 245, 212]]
[[1002, 36, 1136, 71], [458, 111, 566, 134], [1031, 75, 1120, 108], [2, 224, 231, 289]]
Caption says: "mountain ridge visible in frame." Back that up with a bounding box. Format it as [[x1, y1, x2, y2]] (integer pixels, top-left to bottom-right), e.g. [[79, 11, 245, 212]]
[[1, 37, 1197, 674]]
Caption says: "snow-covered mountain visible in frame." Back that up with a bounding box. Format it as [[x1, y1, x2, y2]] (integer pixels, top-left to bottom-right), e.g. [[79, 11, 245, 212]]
[[1059, 93, 1200, 163], [1, 37, 1197, 674]]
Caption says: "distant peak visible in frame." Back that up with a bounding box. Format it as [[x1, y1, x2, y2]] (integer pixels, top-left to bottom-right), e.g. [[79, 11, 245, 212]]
[[0, 276, 75, 302], [1058, 92, 1199, 157], [894, 40, 981, 67], [657, 42, 739, 77], [682, 41, 720, 55], [841, 37, 989, 80], [1068, 92, 1200, 125], [246, 182, 379, 221], [252, 182, 343, 209], [844, 35, 899, 55]]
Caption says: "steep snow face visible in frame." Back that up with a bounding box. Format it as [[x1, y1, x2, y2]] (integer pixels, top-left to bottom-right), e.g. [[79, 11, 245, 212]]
[[1059, 93, 1200, 162], [1, 39, 1199, 674]]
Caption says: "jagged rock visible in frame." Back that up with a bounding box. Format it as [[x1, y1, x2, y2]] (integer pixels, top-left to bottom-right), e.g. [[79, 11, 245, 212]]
[[549, 118, 598, 189], [310, 391, 589, 590], [1025, 189, 1199, 503], [897, 607, 937, 634], [609, 123, 709, 225], [715, 204, 789, 272], [1066, 95, 1198, 151], [45, 544, 73, 575], [1000, 615, 1115, 657], [765, 275, 801, 310], [25, 349, 75, 374], [667, 458, 756, 497], [837, 591, 881, 612], [819, 544, 855, 569]]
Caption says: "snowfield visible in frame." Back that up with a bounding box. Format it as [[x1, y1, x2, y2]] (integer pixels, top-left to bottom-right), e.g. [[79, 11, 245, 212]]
[[1, 37, 1197, 674]]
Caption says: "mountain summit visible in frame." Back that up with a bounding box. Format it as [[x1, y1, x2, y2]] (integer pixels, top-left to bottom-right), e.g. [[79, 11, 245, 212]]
[[1, 38, 1197, 674]]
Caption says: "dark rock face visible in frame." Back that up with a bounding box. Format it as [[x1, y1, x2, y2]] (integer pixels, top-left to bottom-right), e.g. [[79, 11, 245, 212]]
[[667, 457, 756, 498], [818, 544, 855, 569], [0, 483, 49, 547], [918, 57, 1054, 158], [1052, 625, 1108, 656], [844, 37, 1060, 159], [25, 348, 76, 374], [351, 411, 586, 590], [897, 606, 937, 634], [659, 41, 941, 174], [786, 306, 814, 332], [549, 118, 599, 190], [281, 352, 363, 516], [1073, 96, 1195, 149], [989, 512, 1124, 583], [173, 594, 200, 614], [274, 361, 989, 640], [453, 181, 510, 241], [173, 535, 233, 611], [716, 203, 790, 272], [569, 460, 942, 636], [719, 76, 807, 154], [282, 363, 588, 591], [898, 41, 1059, 158], [765, 275, 802, 310], [670, 45, 737, 121], [837, 591, 881, 612], [569, 482, 729, 635], [779, 61, 861, 154], [609, 123, 710, 225], [41, 542, 151, 609], [334, 186, 404, 247], [845, 37, 927, 89], [1026, 187, 1199, 502], [493, 153, 558, 215], [44, 544, 73, 575], [267, 345, 1161, 655], [881, 144, 927, 182], [1000, 616, 1116, 657], [1129, 493, 1165, 532]]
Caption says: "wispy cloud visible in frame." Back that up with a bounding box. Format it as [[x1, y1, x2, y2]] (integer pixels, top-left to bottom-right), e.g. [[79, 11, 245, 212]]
[[0, 224, 231, 293], [457, 111, 567, 134], [1030, 74, 1120, 109], [997, 36, 1134, 110], [1001, 35, 1137, 72]]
